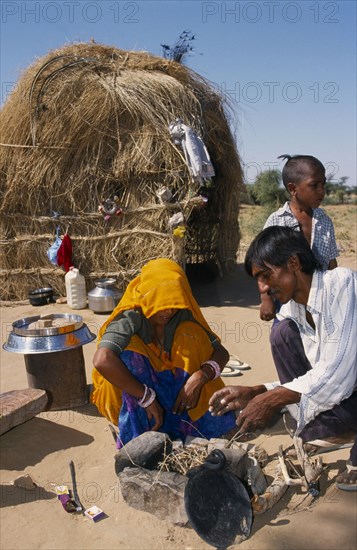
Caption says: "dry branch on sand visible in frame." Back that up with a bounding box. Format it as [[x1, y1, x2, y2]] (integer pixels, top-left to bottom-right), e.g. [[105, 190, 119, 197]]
[[0, 42, 243, 300]]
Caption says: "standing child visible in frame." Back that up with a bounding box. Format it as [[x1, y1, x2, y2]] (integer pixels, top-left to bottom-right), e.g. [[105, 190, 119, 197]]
[[260, 154, 339, 321]]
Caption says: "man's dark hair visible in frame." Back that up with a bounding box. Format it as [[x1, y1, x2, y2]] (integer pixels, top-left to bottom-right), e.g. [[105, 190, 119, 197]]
[[244, 226, 320, 276], [278, 154, 325, 189]]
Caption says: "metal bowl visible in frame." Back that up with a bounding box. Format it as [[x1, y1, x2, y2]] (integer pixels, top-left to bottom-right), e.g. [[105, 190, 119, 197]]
[[3, 313, 96, 354]]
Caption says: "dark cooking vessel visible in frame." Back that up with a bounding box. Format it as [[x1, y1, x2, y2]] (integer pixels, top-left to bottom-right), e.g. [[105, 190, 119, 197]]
[[28, 287, 54, 306], [184, 450, 252, 547]]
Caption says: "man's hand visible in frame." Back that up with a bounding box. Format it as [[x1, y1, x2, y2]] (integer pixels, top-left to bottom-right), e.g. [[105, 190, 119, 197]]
[[237, 386, 301, 432], [236, 393, 277, 432], [260, 294, 276, 321], [208, 385, 267, 416], [145, 399, 164, 431]]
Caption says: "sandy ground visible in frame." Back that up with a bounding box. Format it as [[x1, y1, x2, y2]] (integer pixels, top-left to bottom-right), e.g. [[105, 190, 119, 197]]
[[1, 263, 356, 550]]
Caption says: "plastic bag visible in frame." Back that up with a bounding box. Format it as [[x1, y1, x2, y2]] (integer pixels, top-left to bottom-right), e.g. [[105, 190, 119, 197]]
[[47, 227, 62, 266]]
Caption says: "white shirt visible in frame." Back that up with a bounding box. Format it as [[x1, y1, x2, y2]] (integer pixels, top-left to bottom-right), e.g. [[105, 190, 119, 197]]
[[264, 202, 339, 270], [274, 268, 357, 431]]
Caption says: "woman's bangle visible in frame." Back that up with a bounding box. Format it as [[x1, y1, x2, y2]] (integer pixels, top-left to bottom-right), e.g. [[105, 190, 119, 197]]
[[201, 360, 221, 380], [200, 367, 212, 381], [138, 384, 156, 408], [139, 384, 148, 404]]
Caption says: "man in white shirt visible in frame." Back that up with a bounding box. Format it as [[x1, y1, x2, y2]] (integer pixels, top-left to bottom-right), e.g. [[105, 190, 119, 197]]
[[209, 226, 357, 491]]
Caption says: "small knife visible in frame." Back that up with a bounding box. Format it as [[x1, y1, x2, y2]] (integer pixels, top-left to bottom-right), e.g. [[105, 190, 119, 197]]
[[69, 460, 84, 513]]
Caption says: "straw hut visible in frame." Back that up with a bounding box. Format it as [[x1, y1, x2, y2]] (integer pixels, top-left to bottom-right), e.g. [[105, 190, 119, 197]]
[[0, 42, 243, 301]]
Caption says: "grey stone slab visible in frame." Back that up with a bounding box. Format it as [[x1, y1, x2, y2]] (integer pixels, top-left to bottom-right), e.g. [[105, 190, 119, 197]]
[[115, 431, 172, 474], [184, 436, 209, 448], [119, 467, 189, 526]]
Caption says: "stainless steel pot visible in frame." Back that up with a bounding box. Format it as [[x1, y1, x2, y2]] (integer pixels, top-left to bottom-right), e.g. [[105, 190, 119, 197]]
[[88, 278, 122, 313], [3, 313, 96, 354]]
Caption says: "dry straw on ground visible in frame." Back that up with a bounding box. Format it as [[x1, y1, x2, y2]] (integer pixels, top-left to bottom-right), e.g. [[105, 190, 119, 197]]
[[0, 42, 243, 300]]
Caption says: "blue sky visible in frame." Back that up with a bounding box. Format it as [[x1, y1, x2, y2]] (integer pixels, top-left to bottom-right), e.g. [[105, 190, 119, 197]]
[[1, 0, 356, 184]]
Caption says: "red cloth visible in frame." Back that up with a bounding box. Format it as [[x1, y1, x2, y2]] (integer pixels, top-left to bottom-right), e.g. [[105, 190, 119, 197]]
[[57, 234, 73, 272]]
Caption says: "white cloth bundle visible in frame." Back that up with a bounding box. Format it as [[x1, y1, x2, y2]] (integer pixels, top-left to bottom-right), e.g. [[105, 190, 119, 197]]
[[169, 119, 215, 183]]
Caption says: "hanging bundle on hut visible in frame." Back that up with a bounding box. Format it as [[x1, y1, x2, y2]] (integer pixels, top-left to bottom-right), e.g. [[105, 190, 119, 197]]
[[0, 42, 243, 301]]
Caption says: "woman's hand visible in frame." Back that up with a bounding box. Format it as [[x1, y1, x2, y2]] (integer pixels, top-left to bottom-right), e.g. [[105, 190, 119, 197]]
[[173, 371, 206, 415], [208, 385, 267, 416], [145, 399, 164, 431]]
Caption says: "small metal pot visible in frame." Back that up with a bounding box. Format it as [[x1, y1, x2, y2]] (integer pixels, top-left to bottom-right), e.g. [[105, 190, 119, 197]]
[[88, 278, 122, 313], [28, 287, 54, 306]]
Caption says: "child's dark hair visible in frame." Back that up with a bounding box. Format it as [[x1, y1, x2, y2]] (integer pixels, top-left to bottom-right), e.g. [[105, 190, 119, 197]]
[[278, 154, 325, 189]]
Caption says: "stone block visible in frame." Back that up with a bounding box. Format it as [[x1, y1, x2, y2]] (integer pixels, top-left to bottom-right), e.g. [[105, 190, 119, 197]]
[[207, 439, 229, 453], [0, 389, 48, 436], [115, 431, 172, 474], [119, 467, 189, 526], [184, 436, 209, 448], [171, 439, 184, 452]]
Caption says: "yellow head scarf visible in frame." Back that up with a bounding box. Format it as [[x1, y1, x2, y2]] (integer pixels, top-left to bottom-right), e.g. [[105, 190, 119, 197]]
[[98, 258, 215, 342]]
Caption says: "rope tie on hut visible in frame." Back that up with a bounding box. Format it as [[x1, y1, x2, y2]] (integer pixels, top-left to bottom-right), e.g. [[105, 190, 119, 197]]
[[0, 229, 169, 244], [0, 143, 71, 150]]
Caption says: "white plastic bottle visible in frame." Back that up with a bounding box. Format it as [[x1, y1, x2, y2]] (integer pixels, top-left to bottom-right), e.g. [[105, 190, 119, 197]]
[[65, 267, 87, 309]]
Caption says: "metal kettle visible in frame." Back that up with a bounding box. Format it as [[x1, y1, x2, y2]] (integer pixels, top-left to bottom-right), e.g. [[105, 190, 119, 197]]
[[87, 278, 122, 313]]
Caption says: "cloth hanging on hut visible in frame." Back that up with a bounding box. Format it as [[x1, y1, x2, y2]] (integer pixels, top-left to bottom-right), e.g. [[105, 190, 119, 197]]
[[47, 226, 62, 266], [57, 233, 73, 272], [169, 119, 215, 183]]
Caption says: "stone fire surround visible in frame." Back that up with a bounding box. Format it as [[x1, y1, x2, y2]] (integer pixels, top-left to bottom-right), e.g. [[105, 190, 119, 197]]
[[115, 431, 269, 540]]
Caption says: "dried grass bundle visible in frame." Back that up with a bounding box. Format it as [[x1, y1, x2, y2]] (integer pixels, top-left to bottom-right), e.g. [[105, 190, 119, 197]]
[[158, 446, 209, 476], [0, 42, 243, 300]]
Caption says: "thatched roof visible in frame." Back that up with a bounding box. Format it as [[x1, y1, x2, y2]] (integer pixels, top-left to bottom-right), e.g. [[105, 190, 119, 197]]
[[0, 42, 243, 301]]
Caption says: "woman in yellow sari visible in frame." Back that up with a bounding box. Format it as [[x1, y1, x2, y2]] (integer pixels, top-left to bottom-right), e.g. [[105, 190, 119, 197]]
[[91, 258, 236, 447]]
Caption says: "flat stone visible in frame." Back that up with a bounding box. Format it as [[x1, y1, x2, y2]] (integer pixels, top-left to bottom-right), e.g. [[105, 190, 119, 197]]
[[12, 474, 37, 490], [171, 439, 184, 452], [230, 441, 252, 453], [0, 389, 48, 436], [185, 436, 209, 448], [119, 467, 189, 526], [220, 447, 249, 479], [208, 437, 230, 446], [115, 431, 172, 474], [246, 456, 268, 495], [219, 449, 267, 495], [207, 439, 229, 453]]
